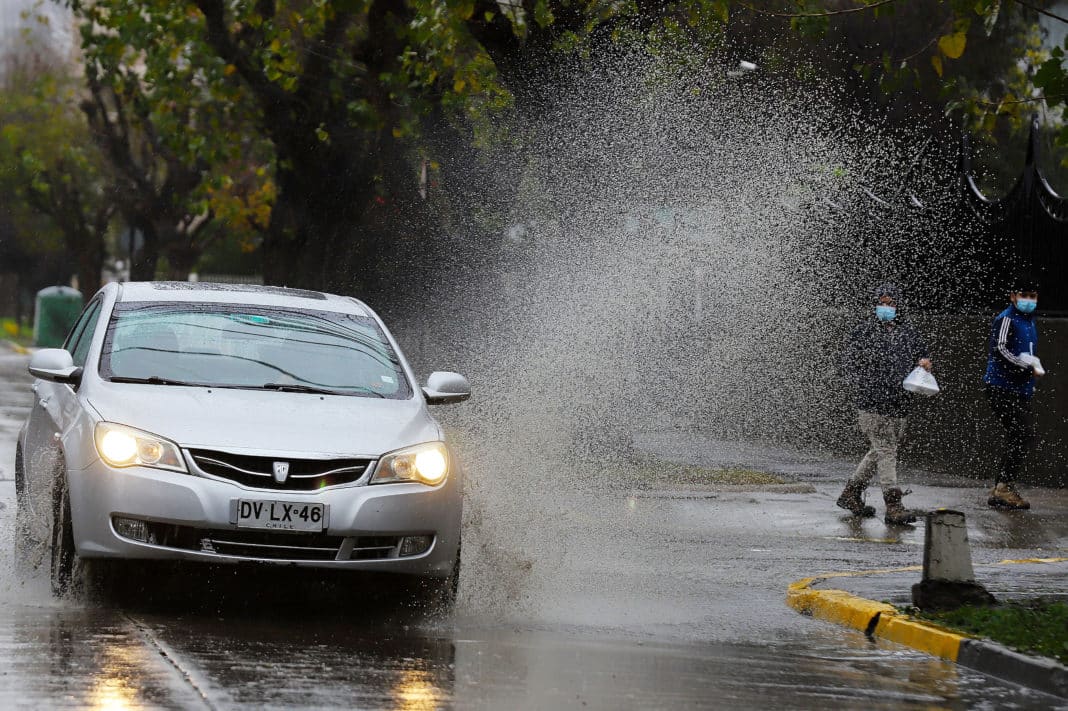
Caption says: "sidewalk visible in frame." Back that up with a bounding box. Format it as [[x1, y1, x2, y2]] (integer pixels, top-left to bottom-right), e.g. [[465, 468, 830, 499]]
[[633, 429, 1068, 697], [809, 558, 1068, 607]]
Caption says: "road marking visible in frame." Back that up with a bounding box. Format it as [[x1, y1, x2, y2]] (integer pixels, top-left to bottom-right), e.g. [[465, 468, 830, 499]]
[[125, 613, 223, 711]]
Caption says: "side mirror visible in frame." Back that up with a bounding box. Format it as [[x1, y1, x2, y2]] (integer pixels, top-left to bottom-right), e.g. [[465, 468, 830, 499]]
[[422, 371, 471, 405], [28, 348, 82, 385]]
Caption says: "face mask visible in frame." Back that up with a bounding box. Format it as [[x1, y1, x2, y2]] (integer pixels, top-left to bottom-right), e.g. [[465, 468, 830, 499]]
[[875, 305, 897, 322], [1015, 298, 1037, 314]]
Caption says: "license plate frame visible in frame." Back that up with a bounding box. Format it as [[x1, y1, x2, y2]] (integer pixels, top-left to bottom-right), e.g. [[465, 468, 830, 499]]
[[230, 499, 329, 533]]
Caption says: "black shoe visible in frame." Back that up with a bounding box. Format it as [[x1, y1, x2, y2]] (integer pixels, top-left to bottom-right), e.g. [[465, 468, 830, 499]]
[[837, 481, 876, 518], [883, 487, 917, 525]]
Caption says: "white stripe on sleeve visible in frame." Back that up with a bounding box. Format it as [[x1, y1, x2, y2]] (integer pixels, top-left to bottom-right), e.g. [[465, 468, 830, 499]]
[[996, 316, 1029, 368]]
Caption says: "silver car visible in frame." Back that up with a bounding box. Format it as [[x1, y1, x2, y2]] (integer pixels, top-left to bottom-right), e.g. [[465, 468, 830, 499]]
[[15, 282, 469, 600]]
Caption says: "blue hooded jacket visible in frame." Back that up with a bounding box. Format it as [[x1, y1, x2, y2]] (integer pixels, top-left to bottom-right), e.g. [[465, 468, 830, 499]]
[[983, 305, 1038, 398]]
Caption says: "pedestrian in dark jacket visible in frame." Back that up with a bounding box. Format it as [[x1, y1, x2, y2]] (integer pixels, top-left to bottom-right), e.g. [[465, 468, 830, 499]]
[[983, 276, 1042, 510], [837, 283, 932, 524]]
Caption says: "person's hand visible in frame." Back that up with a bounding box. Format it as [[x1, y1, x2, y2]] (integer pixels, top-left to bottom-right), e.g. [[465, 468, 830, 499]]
[[918, 358, 932, 372]]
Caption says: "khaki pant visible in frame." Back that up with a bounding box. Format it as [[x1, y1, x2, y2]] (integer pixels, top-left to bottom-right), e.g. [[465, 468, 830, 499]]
[[851, 410, 906, 491]]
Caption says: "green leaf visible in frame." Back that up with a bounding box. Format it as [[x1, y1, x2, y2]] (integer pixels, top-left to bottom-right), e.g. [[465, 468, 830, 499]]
[[533, 0, 553, 28], [944, 100, 964, 116]]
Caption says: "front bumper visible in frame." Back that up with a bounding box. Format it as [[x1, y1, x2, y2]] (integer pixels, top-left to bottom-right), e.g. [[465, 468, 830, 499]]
[[67, 456, 462, 577]]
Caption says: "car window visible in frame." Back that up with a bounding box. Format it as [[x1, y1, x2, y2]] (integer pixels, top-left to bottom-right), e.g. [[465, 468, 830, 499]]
[[98, 302, 412, 399], [68, 299, 103, 368], [63, 299, 97, 352]]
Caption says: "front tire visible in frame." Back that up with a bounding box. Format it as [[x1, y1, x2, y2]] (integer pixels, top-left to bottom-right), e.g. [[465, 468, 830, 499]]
[[50, 470, 79, 597], [423, 545, 461, 611]]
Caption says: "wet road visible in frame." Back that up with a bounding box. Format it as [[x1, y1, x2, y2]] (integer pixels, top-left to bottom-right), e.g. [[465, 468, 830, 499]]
[[1, 350, 1065, 709]]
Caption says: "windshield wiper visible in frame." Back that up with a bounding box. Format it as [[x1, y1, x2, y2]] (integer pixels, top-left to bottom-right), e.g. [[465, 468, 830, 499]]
[[109, 375, 210, 387], [260, 382, 385, 397]]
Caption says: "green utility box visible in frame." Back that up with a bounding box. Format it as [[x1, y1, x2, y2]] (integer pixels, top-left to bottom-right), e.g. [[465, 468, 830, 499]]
[[34, 286, 84, 348]]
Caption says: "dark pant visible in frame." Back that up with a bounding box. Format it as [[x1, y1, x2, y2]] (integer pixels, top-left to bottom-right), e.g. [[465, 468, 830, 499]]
[[984, 385, 1035, 484]]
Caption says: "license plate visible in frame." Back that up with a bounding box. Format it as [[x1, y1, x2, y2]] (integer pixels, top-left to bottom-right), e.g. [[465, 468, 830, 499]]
[[233, 500, 328, 532]]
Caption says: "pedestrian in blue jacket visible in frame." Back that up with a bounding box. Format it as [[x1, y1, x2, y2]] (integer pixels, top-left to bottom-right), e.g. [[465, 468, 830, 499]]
[[838, 283, 932, 524], [983, 277, 1042, 510]]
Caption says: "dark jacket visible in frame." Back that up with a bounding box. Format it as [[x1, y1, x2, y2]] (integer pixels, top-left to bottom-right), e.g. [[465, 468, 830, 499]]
[[841, 317, 929, 417], [983, 305, 1038, 398]]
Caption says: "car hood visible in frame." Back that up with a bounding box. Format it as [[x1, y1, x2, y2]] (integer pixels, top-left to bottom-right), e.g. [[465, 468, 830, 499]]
[[87, 383, 439, 457]]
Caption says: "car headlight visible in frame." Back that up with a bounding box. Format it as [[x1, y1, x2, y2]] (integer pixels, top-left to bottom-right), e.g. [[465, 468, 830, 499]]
[[371, 442, 449, 486], [94, 422, 187, 473]]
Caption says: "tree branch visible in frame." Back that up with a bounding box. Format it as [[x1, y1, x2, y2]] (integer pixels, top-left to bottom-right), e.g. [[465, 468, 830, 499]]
[[194, 0, 290, 110], [737, 0, 898, 18], [297, 6, 356, 108], [1010, 0, 1068, 24], [974, 93, 1068, 108]]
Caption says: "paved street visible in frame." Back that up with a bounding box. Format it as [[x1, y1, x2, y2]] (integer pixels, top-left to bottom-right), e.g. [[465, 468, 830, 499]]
[[0, 349, 1065, 709]]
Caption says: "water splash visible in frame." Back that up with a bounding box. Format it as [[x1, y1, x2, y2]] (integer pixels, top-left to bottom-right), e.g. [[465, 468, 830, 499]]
[[393, 51, 972, 619]]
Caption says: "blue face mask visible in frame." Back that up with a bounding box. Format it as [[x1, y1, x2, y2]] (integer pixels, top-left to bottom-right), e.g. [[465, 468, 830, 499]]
[[1015, 298, 1037, 314], [875, 305, 897, 322]]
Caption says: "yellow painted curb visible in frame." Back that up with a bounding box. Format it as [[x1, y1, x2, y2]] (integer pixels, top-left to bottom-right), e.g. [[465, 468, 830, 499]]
[[787, 585, 896, 630], [787, 570, 963, 660], [788, 559, 1068, 663], [3, 340, 30, 355], [874, 614, 964, 661]]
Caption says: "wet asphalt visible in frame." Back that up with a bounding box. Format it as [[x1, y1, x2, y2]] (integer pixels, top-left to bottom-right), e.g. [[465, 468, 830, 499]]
[[0, 350, 1066, 709]]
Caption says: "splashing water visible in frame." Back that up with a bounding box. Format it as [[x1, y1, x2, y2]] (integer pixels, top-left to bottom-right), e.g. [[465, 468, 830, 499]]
[[392, 51, 971, 620]]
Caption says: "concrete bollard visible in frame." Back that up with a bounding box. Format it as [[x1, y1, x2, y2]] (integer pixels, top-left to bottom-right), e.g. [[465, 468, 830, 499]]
[[911, 509, 997, 611]]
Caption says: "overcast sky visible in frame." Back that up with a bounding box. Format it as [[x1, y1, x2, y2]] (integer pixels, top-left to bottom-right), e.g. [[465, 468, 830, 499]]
[[0, 0, 73, 61]]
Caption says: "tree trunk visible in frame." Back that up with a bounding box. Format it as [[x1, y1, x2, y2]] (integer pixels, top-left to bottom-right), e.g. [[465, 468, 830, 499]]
[[163, 241, 201, 281], [73, 228, 103, 297], [129, 217, 160, 281], [262, 145, 374, 292]]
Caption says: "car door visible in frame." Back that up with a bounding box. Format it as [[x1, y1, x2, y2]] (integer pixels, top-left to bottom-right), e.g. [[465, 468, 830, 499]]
[[23, 298, 103, 538]]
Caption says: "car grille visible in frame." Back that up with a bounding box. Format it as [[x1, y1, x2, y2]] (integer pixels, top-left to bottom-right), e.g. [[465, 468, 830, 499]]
[[143, 523, 401, 561], [188, 449, 373, 491]]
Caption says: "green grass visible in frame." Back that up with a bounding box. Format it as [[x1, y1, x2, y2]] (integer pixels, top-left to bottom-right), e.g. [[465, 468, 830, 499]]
[[915, 600, 1068, 665], [0, 317, 33, 346]]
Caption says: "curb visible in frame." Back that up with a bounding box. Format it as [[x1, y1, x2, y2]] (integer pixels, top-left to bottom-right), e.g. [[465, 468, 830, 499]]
[[1, 339, 31, 355], [787, 558, 1068, 699]]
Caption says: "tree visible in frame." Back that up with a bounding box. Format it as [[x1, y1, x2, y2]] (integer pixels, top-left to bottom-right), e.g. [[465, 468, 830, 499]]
[[0, 48, 114, 297], [71, 1, 734, 291], [736, 1, 1067, 174], [186, 0, 434, 290], [73, 0, 272, 281]]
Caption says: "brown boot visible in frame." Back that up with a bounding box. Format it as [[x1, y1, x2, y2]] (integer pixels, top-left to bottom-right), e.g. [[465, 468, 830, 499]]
[[836, 480, 876, 517], [988, 483, 1031, 510], [883, 487, 917, 525]]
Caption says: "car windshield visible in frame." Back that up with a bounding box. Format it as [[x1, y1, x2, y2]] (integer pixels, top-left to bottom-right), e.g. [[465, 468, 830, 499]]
[[99, 301, 411, 399]]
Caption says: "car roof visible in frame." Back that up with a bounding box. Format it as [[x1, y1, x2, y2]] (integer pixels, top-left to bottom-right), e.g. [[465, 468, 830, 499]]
[[116, 281, 372, 316]]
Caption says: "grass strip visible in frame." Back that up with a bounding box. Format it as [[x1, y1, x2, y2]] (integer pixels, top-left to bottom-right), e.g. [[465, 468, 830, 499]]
[[0, 317, 33, 347], [589, 459, 789, 487], [913, 599, 1068, 665]]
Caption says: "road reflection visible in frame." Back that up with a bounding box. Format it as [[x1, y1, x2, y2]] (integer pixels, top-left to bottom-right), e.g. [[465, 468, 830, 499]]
[[0, 573, 1058, 710], [391, 670, 443, 711], [3, 605, 205, 709], [87, 643, 141, 711]]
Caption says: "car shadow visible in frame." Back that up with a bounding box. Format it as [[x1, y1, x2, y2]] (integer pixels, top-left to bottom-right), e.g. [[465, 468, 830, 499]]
[[91, 561, 446, 625]]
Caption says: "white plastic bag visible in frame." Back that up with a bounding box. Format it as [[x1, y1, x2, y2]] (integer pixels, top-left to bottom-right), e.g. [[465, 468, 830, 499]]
[[1018, 353, 1046, 376], [903, 366, 940, 396]]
